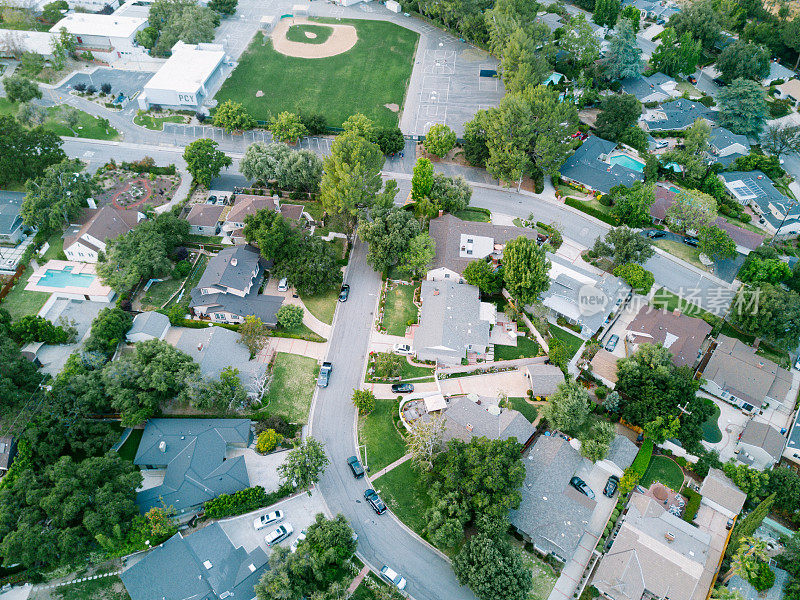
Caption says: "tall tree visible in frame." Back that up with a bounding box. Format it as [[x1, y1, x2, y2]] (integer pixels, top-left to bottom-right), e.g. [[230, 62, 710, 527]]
[[594, 94, 642, 141], [3, 74, 42, 103], [411, 157, 435, 200], [717, 41, 770, 83], [183, 138, 232, 187], [430, 173, 472, 213], [342, 112, 375, 139], [761, 123, 800, 157], [269, 111, 307, 144], [667, 189, 718, 231], [406, 413, 446, 471], [358, 207, 421, 273], [424, 123, 457, 157], [560, 14, 601, 66], [21, 159, 98, 231], [278, 437, 329, 490], [727, 494, 776, 558], [503, 235, 551, 306], [464, 260, 504, 295], [698, 225, 736, 260], [605, 18, 643, 80], [670, 0, 722, 50], [718, 79, 769, 137], [543, 380, 590, 435], [730, 283, 800, 349], [592, 226, 654, 265], [240, 141, 291, 184], [610, 182, 655, 227], [212, 99, 255, 133], [399, 232, 435, 279], [0, 116, 64, 187], [452, 534, 533, 600]]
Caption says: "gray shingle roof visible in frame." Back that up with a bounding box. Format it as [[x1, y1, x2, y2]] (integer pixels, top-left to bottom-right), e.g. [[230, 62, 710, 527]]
[[606, 435, 638, 471], [739, 421, 787, 462], [710, 127, 750, 153], [127, 311, 170, 341], [120, 523, 269, 600], [699, 468, 746, 516], [537, 12, 563, 33], [641, 99, 718, 131], [134, 418, 251, 513], [0, 191, 23, 236], [559, 135, 645, 194], [720, 171, 798, 230], [525, 364, 565, 397], [186, 203, 225, 227], [509, 435, 595, 560], [197, 245, 261, 292], [620, 73, 676, 102], [764, 61, 796, 84], [442, 396, 535, 445]]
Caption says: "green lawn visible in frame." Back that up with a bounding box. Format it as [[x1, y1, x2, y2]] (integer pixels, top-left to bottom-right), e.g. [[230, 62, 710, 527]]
[[260, 352, 319, 423], [453, 208, 490, 222], [701, 400, 722, 444], [142, 277, 183, 310], [651, 287, 717, 321], [399, 360, 434, 380], [512, 540, 558, 600], [383, 283, 417, 336], [274, 321, 327, 343], [116, 428, 144, 462], [133, 112, 185, 130], [214, 20, 419, 128], [1, 267, 50, 319], [163, 255, 208, 308], [358, 398, 406, 472], [508, 397, 538, 423], [495, 336, 540, 361], [52, 575, 130, 600], [372, 460, 431, 537], [652, 238, 706, 271], [550, 326, 584, 360], [640, 455, 685, 492], [300, 286, 339, 325], [0, 98, 119, 140], [285, 23, 333, 44]]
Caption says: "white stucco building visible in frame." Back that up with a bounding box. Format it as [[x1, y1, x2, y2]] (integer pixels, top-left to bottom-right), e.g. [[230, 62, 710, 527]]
[[50, 13, 147, 64]]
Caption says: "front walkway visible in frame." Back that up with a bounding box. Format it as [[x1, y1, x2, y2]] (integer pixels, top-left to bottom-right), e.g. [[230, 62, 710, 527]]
[[370, 453, 412, 479]]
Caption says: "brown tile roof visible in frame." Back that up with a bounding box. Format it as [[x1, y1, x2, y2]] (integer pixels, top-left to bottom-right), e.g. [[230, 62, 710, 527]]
[[649, 185, 677, 221], [186, 204, 225, 227], [590, 349, 619, 384], [63, 206, 140, 250], [712, 218, 764, 251], [226, 195, 276, 224], [428, 213, 541, 275], [626, 306, 712, 367]]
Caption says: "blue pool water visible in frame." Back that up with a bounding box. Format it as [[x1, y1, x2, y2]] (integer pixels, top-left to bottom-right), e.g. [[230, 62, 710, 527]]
[[609, 154, 646, 172], [38, 266, 95, 288]]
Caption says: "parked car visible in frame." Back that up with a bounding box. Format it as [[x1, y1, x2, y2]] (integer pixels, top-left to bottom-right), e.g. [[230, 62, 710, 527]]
[[686, 75, 697, 84], [605, 335, 619, 352], [604, 475, 620, 498], [207, 195, 217, 204], [656, 18, 665, 24], [380, 566, 407, 591], [655, 140, 669, 149], [364, 489, 387, 514], [391, 383, 414, 393], [647, 230, 666, 238], [570, 476, 596, 500], [253, 510, 283, 530], [684, 237, 699, 247], [347, 455, 365, 478], [277, 278, 289, 292], [393, 343, 413, 355], [290, 529, 307, 553], [318, 362, 332, 387], [265, 523, 294, 546], [794, 355, 800, 370], [338, 284, 350, 302]]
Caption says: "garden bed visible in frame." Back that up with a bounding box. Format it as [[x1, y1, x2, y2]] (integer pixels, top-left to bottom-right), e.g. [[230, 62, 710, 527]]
[[95, 168, 180, 210]]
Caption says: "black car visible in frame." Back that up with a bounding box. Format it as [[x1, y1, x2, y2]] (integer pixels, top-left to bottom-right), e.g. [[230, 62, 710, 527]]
[[364, 489, 387, 514], [687, 75, 697, 84], [391, 383, 414, 394], [339, 284, 350, 302], [684, 237, 699, 247], [646, 230, 666, 239], [604, 475, 620, 497], [347, 455, 365, 478], [570, 476, 596, 500]]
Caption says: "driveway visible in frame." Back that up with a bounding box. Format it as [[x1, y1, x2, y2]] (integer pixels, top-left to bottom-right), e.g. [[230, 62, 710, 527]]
[[597, 297, 645, 357], [227, 447, 288, 494], [439, 370, 530, 397]]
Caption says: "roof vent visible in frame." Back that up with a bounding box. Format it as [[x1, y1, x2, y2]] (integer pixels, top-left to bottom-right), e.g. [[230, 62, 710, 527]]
[[665, 532, 675, 542], [466, 423, 473, 432], [158, 441, 167, 452], [248, 564, 256, 572], [203, 560, 213, 569], [231, 258, 238, 267]]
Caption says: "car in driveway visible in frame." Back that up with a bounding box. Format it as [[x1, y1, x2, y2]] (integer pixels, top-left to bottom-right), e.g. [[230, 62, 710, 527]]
[[347, 455, 365, 478], [646, 230, 666, 238], [570, 476, 596, 500], [265, 523, 294, 546], [604, 475, 620, 497], [654, 139, 669, 149], [290, 529, 307, 553], [338, 284, 350, 302], [364, 489, 387, 514], [380, 565, 407, 590], [393, 343, 412, 355], [605, 335, 619, 352], [253, 510, 283, 530], [391, 383, 414, 393]]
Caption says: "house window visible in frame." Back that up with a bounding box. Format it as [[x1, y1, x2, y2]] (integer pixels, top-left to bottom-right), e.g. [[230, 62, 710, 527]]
[[214, 313, 225, 320]]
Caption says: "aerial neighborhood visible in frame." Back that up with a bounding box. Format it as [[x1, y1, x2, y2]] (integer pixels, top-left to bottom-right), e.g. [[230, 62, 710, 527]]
[[3, 0, 800, 598]]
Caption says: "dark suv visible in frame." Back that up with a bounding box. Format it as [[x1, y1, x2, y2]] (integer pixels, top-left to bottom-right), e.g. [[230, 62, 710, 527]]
[[364, 489, 387, 514], [347, 455, 365, 479], [604, 475, 619, 497], [570, 476, 596, 500]]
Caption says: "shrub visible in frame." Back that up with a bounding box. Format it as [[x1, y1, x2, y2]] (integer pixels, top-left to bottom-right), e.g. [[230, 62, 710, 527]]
[[276, 304, 304, 330], [255, 414, 301, 439], [352, 389, 376, 414], [564, 198, 620, 225], [595, 386, 609, 400], [372, 352, 404, 379], [631, 439, 653, 474], [256, 429, 283, 453], [173, 259, 191, 278], [613, 263, 655, 295], [697, 95, 716, 107], [100, 82, 112, 94], [681, 486, 702, 522]]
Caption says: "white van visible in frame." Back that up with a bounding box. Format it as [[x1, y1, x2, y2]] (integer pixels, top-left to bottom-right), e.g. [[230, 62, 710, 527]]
[[277, 278, 289, 292]]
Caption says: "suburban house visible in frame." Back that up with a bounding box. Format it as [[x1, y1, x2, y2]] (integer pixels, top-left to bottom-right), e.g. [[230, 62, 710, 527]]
[[525, 363, 565, 398], [599, 435, 638, 477], [63, 206, 143, 263], [133, 418, 252, 514], [782, 407, 800, 471], [426, 213, 542, 282], [189, 245, 283, 325], [589, 348, 619, 388], [221, 195, 306, 244], [735, 420, 787, 471], [620, 73, 678, 103], [126, 310, 170, 343], [538, 253, 628, 339], [169, 325, 268, 396], [509, 434, 595, 563], [120, 522, 269, 600], [620, 0, 681, 20], [720, 171, 799, 236], [593, 493, 714, 600], [0, 191, 25, 244], [698, 468, 747, 520], [559, 135, 646, 195], [709, 127, 751, 166], [413, 280, 495, 365], [440, 396, 536, 448], [776, 79, 800, 106], [536, 12, 563, 33], [0, 436, 17, 474], [138, 42, 227, 111], [639, 99, 717, 132], [625, 306, 712, 368], [186, 204, 225, 236], [762, 60, 797, 86], [700, 335, 794, 414], [50, 14, 148, 64]]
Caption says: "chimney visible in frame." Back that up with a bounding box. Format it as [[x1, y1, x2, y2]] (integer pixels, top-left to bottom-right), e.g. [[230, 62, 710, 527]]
[[231, 257, 238, 267], [438, 209, 444, 217], [159, 441, 167, 452]]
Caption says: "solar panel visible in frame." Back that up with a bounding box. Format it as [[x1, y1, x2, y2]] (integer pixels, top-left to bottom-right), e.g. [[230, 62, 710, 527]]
[[740, 179, 766, 199]]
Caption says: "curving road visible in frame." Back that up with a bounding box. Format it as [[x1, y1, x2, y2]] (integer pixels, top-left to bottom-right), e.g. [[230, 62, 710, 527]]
[[309, 241, 476, 600]]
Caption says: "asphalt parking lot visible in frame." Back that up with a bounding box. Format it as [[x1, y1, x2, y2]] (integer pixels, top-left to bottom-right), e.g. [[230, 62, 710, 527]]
[[218, 490, 329, 554], [57, 68, 152, 102]]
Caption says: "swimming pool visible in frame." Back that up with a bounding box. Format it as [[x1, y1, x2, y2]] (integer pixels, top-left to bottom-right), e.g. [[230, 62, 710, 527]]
[[609, 154, 646, 172], [37, 266, 96, 289]]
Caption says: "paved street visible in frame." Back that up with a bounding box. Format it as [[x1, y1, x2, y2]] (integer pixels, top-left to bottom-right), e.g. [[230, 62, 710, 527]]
[[310, 241, 476, 600]]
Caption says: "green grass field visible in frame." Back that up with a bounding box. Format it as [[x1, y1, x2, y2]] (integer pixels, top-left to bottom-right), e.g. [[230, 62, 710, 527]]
[[358, 398, 406, 472], [495, 336, 540, 361], [508, 397, 538, 423], [260, 352, 319, 423], [300, 286, 339, 325], [383, 283, 417, 336], [372, 460, 431, 537], [214, 19, 419, 128], [285, 23, 333, 44], [133, 112, 185, 130], [550, 325, 584, 360], [454, 208, 491, 222], [640, 455, 685, 492], [0, 98, 119, 140]]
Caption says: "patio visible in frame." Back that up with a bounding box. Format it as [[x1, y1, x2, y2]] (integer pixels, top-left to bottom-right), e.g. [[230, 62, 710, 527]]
[[640, 482, 687, 519]]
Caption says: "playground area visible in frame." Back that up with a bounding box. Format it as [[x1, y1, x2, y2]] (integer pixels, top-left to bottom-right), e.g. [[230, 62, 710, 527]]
[[95, 168, 181, 210]]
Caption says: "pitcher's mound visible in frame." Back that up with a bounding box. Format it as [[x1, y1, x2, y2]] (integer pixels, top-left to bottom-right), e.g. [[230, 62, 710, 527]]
[[272, 17, 357, 59]]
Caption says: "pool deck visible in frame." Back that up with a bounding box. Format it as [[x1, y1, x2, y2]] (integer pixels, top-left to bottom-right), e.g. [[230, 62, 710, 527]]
[[26, 260, 115, 301]]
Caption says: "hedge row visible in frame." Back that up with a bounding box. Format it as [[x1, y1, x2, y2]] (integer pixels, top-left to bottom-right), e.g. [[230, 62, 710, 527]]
[[631, 439, 653, 474], [120, 161, 177, 175], [564, 198, 620, 226], [204, 483, 294, 519], [681, 486, 702, 523]]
